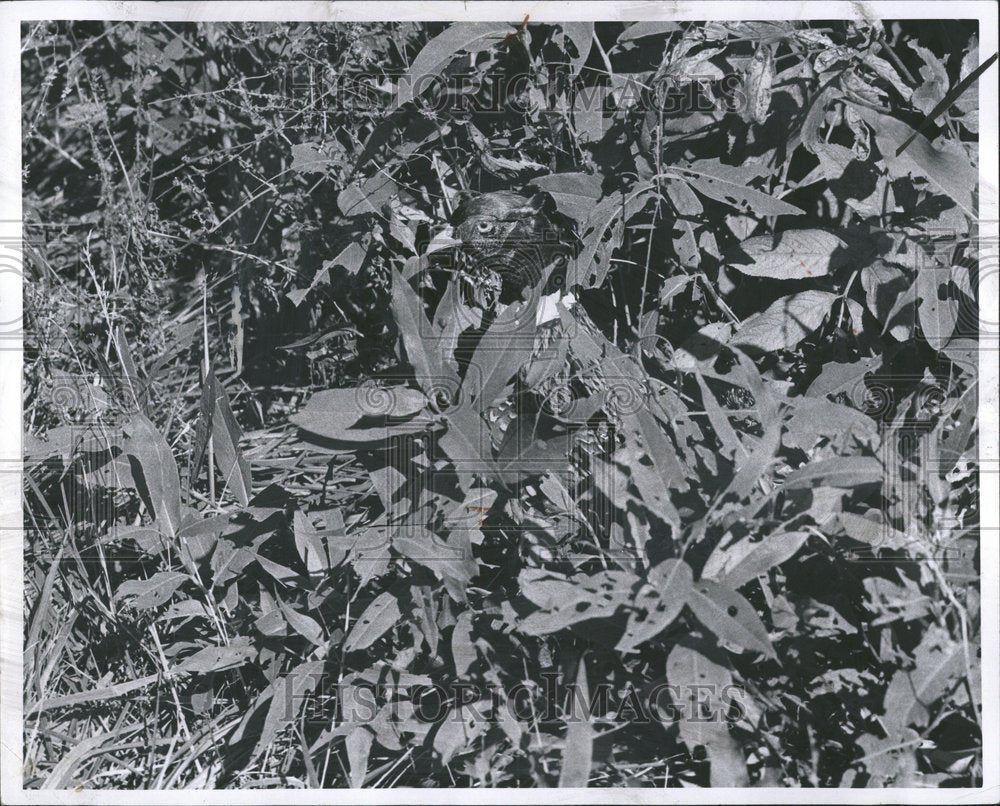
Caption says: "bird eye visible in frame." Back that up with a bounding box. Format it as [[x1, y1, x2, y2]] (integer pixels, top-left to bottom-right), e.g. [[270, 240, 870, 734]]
[[476, 220, 494, 234]]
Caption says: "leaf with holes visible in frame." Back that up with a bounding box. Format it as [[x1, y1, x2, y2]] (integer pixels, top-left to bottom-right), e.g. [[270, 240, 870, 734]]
[[688, 579, 775, 657], [344, 591, 403, 652], [568, 185, 657, 289], [667, 640, 750, 786], [617, 559, 693, 653], [668, 160, 804, 217], [173, 642, 256, 674]]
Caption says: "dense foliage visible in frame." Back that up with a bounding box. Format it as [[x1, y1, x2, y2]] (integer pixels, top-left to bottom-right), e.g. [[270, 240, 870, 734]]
[[23, 19, 981, 788]]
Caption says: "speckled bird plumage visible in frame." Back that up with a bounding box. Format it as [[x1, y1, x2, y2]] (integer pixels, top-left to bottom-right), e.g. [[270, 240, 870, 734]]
[[450, 190, 620, 457], [451, 190, 568, 306]]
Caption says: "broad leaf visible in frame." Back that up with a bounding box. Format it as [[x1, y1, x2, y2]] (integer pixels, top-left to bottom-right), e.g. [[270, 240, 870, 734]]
[[559, 22, 594, 78], [250, 659, 326, 763], [667, 160, 804, 217], [392, 267, 451, 393], [344, 591, 402, 652], [125, 413, 181, 537], [728, 229, 850, 279], [530, 171, 603, 224], [666, 641, 750, 786], [617, 559, 692, 653], [702, 532, 811, 589], [882, 626, 965, 734], [731, 290, 837, 353], [116, 571, 187, 610], [853, 105, 976, 215], [173, 642, 256, 674], [465, 298, 539, 410], [291, 387, 430, 445], [208, 370, 252, 506], [345, 727, 374, 788], [568, 184, 657, 289], [395, 23, 514, 106], [688, 579, 775, 657]]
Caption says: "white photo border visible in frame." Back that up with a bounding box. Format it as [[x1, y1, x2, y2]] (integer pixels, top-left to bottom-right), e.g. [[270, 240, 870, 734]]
[[0, 2, 996, 804]]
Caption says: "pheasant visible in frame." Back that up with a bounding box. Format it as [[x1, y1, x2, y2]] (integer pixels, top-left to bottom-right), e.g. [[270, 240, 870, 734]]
[[449, 190, 633, 457]]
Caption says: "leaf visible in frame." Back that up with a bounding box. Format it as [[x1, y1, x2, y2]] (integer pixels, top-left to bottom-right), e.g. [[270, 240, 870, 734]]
[[325, 241, 368, 276], [29, 674, 160, 714], [667, 161, 804, 217], [290, 387, 429, 445], [290, 141, 331, 174], [190, 369, 214, 482], [173, 643, 256, 674], [518, 570, 634, 635], [839, 512, 909, 552], [208, 371, 252, 506], [916, 264, 959, 351], [250, 659, 326, 763], [395, 23, 514, 106], [432, 700, 488, 764], [568, 185, 657, 289], [115, 571, 187, 610], [702, 532, 811, 590], [622, 411, 684, 525], [451, 612, 478, 677], [786, 398, 879, 453], [664, 181, 702, 267], [571, 84, 610, 143], [392, 267, 453, 394], [337, 170, 398, 217], [617, 559, 692, 653], [344, 591, 402, 652], [345, 727, 374, 788], [465, 298, 539, 410], [559, 657, 594, 787], [783, 456, 883, 489], [861, 261, 915, 340], [393, 527, 476, 603], [617, 21, 682, 43], [529, 172, 603, 224], [742, 43, 775, 124], [853, 105, 976, 215], [728, 230, 849, 279], [277, 598, 324, 646], [908, 40, 950, 115], [936, 381, 977, 473], [559, 22, 594, 78], [293, 511, 330, 574], [41, 726, 142, 789], [687, 579, 775, 657], [882, 626, 965, 735], [731, 290, 837, 353], [125, 413, 181, 536], [806, 356, 883, 400], [864, 53, 912, 100], [666, 641, 749, 786]]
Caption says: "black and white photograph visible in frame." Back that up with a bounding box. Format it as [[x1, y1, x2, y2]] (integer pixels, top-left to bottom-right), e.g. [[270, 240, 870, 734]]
[[0, 1, 997, 801]]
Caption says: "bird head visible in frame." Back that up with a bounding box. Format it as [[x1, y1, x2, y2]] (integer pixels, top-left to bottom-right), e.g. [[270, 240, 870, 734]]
[[451, 191, 553, 257]]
